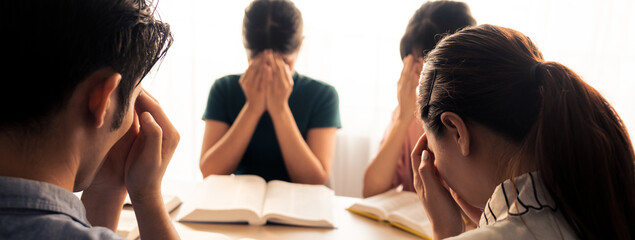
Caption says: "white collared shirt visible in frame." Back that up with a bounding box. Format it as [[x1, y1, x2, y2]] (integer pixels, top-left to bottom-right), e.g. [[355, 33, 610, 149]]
[[447, 172, 577, 240]]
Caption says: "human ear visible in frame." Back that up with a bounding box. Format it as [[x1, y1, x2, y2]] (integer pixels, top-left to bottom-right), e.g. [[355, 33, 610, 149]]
[[87, 69, 121, 128], [440, 112, 470, 156]]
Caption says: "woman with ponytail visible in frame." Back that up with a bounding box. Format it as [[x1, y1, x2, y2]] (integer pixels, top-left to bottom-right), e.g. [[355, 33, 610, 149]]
[[411, 24, 635, 239]]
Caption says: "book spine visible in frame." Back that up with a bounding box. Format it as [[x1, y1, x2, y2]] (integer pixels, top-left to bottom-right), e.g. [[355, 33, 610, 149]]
[[389, 222, 431, 240], [346, 208, 385, 222], [248, 218, 267, 226]]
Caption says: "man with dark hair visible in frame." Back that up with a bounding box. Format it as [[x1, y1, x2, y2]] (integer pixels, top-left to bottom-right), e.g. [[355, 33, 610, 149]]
[[0, 0, 180, 239]]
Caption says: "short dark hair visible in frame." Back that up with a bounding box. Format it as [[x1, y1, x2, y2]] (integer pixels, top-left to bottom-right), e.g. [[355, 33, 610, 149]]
[[400, 0, 475, 59], [243, 0, 303, 57], [1, 0, 173, 133]]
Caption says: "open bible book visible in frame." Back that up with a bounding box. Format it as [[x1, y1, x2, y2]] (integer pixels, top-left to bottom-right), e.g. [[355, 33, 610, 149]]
[[347, 189, 432, 239], [177, 174, 335, 228], [117, 194, 182, 240]]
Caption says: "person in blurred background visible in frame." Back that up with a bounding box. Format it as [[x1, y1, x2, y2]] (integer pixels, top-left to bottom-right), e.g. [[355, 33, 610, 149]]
[[200, 0, 341, 184], [363, 0, 476, 197]]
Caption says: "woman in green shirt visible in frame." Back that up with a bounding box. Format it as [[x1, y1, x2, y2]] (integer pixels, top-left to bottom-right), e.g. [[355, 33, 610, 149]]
[[200, 0, 341, 184]]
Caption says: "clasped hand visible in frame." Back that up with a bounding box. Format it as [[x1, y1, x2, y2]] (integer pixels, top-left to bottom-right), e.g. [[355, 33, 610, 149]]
[[239, 49, 294, 115], [86, 89, 179, 200], [411, 134, 466, 239]]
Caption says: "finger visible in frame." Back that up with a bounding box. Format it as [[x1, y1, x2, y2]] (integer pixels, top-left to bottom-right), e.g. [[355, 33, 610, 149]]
[[266, 55, 279, 91], [255, 58, 269, 91], [141, 88, 159, 103], [274, 55, 290, 87], [124, 111, 164, 187], [136, 112, 163, 163], [418, 150, 457, 209], [259, 51, 275, 90], [418, 150, 456, 207], [414, 58, 424, 76], [400, 55, 415, 81], [261, 64, 272, 92], [265, 50, 274, 66], [418, 147, 444, 190], [121, 110, 140, 143], [135, 91, 179, 152], [107, 111, 140, 161], [245, 56, 264, 87], [252, 59, 264, 87], [120, 110, 140, 139], [240, 62, 255, 85], [284, 63, 294, 87], [272, 55, 283, 82], [265, 51, 277, 85], [411, 133, 427, 177], [270, 53, 280, 77], [140, 111, 162, 144], [418, 150, 437, 182], [137, 90, 166, 120], [411, 134, 427, 194]]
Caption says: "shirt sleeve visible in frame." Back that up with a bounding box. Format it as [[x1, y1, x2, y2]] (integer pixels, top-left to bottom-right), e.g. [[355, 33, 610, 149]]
[[82, 226, 128, 240], [309, 85, 342, 129], [202, 78, 230, 123]]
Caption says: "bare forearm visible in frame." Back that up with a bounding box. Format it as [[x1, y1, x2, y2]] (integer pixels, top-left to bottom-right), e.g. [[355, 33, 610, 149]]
[[270, 106, 328, 184], [363, 117, 412, 197], [130, 191, 179, 240], [81, 185, 127, 230], [200, 103, 262, 177]]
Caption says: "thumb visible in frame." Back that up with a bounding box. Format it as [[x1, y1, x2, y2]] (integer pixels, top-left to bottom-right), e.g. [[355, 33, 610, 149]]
[[138, 112, 163, 157], [419, 150, 440, 185], [125, 112, 161, 177], [124, 112, 164, 194], [262, 65, 272, 91]]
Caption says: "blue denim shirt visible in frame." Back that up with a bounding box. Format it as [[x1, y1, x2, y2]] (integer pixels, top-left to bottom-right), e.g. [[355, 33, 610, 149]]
[[0, 176, 125, 239]]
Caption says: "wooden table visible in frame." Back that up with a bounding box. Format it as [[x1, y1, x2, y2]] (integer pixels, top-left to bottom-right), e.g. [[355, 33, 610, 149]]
[[172, 196, 421, 240], [119, 181, 422, 239]]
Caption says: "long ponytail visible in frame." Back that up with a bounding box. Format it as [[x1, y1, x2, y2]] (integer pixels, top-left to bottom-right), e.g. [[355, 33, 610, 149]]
[[420, 24, 635, 239], [528, 62, 635, 239]]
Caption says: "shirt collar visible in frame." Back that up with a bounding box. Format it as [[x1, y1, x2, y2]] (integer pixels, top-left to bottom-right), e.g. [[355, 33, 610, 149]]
[[0, 176, 91, 227], [479, 171, 557, 226]]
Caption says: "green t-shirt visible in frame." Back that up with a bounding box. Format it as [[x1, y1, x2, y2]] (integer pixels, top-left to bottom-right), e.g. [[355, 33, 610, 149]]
[[203, 72, 341, 182]]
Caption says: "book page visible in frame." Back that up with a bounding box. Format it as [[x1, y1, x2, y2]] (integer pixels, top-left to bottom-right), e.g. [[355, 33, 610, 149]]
[[163, 195, 183, 213], [387, 199, 432, 238], [116, 208, 139, 240], [348, 189, 418, 220], [124, 194, 182, 213], [261, 180, 335, 227], [177, 175, 267, 224]]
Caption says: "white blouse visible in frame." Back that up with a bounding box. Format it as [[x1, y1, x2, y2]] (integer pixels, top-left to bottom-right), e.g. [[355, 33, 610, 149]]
[[447, 172, 577, 240]]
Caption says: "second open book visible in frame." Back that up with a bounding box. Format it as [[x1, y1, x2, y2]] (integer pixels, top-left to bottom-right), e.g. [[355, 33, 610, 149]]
[[347, 189, 432, 239], [177, 174, 335, 228]]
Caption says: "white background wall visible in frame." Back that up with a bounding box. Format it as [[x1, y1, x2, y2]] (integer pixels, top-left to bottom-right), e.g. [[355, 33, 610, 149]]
[[144, 0, 635, 197]]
